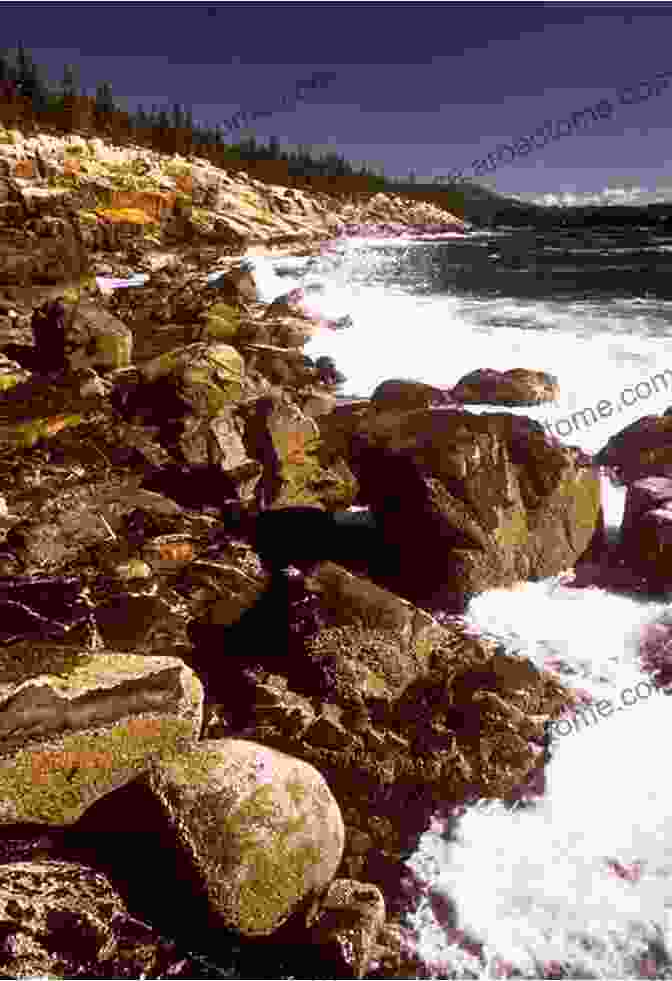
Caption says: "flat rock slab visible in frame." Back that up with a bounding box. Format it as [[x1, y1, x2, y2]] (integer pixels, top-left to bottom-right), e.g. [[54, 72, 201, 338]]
[[0, 646, 203, 824]]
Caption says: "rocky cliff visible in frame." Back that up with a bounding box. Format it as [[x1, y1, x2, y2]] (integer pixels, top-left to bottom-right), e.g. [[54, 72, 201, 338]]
[[0, 125, 465, 284]]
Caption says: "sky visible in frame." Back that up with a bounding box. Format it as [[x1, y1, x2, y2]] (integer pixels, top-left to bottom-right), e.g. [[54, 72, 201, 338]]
[[2, 2, 672, 205]]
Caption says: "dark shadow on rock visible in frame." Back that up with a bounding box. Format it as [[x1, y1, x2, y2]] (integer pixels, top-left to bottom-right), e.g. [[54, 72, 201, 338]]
[[111, 376, 193, 458], [141, 462, 242, 513], [1, 343, 40, 373], [249, 505, 393, 581], [238, 397, 283, 513], [186, 570, 333, 722], [31, 298, 67, 374]]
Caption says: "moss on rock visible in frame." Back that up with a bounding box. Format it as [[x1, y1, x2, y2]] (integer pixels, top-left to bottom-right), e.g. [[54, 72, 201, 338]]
[[0, 715, 199, 825], [0, 414, 85, 449], [148, 740, 345, 937]]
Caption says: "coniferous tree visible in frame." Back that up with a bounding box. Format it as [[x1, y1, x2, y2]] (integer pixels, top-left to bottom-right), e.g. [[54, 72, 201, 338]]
[[171, 102, 184, 130], [95, 81, 115, 115], [0, 49, 17, 101], [14, 42, 49, 111], [14, 42, 32, 94], [268, 135, 281, 160], [0, 49, 15, 85], [61, 63, 78, 100]]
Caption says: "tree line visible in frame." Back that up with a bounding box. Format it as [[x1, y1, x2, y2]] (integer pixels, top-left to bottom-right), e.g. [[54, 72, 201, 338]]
[[0, 42, 465, 217]]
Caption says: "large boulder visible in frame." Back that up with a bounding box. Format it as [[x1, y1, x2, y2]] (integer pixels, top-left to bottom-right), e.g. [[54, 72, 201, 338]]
[[595, 410, 672, 483], [65, 299, 133, 373], [140, 341, 254, 417], [240, 396, 357, 510], [0, 646, 203, 825], [621, 476, 672, 542], [72, 739, 344, 941], [349, 408, 600, 611], [451, 368, 560, 406], [370, 378, 452, 413], [145, 740, 344, 937], [616, 476, 672, 589]]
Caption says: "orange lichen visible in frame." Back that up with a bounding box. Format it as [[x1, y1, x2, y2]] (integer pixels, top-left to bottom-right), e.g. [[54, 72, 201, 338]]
[[44, 416, 74, 436], [107, 189, 176, 220], [96, 207, 159, 225], [32, 748, 114, 783], [63, 157, 82, 176], [174, 172, 193, 193], [13, 158, 36, 179], [156, 542, 194, 562]]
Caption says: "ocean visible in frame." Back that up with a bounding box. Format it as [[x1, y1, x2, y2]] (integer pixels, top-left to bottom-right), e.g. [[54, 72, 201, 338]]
[[241, 228, 672, 979]]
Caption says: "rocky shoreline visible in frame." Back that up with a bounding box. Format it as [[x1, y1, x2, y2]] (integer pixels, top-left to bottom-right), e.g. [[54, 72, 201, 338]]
[[0, 123, 671, 979]]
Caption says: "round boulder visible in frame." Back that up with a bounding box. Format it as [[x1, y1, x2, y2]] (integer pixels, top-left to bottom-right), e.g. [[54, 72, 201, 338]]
[[147, 739, 345, 937], [451, 368, 560, 406], [370, 378, 451, 413]]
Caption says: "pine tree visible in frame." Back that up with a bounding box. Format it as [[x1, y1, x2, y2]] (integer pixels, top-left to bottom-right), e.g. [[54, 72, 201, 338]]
[[0, 49, 17, 100], [14, 42, 32, 95], [14, 42, 49, 111], [172, 102, 184, 130], [95, 81, 115, 115], [268, 135, 280, 160], [61, 63, 78, 100], [0, 49, 14, 85]]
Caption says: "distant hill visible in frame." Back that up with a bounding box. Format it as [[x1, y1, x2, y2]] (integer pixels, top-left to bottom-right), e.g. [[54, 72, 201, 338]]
[[394, 179, 672, 230]]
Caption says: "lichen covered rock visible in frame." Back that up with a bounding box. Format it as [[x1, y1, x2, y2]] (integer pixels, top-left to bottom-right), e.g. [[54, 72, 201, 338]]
[[146, 739, 345, 937], [350, 407, 600, 611], [0, 646, 203, 824], [65, 299, 133, 372], [140, 341, 248, 414]]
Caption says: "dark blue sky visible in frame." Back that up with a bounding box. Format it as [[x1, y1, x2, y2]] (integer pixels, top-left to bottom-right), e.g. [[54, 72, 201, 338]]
[[2, 3, 671, 199]]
